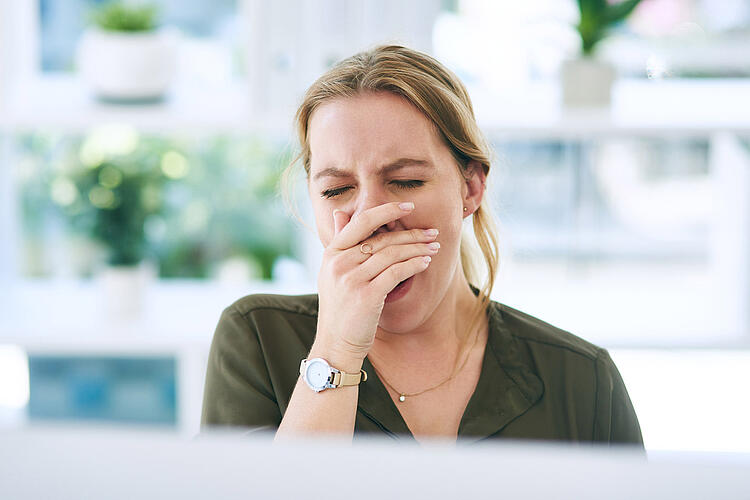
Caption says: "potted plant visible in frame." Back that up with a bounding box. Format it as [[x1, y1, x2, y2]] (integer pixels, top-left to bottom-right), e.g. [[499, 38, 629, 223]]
[[62, 138, 169, 319], [76, 1, 178, 102], [561, 0, 643, 108]]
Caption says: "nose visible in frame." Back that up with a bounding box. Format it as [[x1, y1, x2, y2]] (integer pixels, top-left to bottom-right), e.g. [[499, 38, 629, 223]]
[[352, 183, 399, 232]]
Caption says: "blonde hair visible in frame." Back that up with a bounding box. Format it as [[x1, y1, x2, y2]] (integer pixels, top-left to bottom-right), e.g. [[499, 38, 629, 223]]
[[282, 44, 500, 338]]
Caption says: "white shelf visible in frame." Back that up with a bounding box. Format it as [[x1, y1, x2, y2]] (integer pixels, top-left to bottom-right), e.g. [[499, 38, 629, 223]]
[[472, 78, 750, 139], [2, 76, 750, 138], [0, 76, 291, 136]]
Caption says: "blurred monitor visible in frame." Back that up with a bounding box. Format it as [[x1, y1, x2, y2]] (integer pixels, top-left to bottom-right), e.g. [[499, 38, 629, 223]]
[[1, 426, 749, 499]]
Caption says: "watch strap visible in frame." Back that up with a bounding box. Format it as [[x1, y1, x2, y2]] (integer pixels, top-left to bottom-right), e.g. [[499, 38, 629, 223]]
[[331, 368, 368, 388]]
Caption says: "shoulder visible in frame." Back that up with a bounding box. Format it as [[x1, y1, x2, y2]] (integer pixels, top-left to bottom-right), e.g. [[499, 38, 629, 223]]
[[203, 293, 320, 428], [225, 293, 319, 319], [487, 301, 643, 445], [491, 301, 603, 361], [213, 293, 320, 352], [210, 293, 320, 373]]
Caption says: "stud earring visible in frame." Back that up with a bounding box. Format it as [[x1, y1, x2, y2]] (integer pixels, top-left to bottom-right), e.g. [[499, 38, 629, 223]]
[[463, 207, 468, 212]]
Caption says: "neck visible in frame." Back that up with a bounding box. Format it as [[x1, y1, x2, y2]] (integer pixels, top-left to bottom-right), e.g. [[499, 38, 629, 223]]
[[369, 269, 481, 373]]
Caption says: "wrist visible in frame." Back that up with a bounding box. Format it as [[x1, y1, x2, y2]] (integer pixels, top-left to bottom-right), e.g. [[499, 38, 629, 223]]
[[308, 340, 366, 374]]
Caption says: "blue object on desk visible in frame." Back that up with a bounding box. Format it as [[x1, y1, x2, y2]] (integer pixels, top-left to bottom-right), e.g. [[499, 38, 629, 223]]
[[27, 356, 176, 425]]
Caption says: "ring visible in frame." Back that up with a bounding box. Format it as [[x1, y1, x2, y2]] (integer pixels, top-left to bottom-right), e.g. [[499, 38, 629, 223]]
[[360, 243, 373, 254]]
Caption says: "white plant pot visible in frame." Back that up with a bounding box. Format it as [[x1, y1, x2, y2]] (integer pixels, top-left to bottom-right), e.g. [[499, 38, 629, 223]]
[[98, 262, 155, 320], [560, 58, 616, 109], [76, 27, 178, 101]]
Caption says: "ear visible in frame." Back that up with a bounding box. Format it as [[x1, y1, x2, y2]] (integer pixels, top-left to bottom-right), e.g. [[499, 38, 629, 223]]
[[462, 160, 486, 218]]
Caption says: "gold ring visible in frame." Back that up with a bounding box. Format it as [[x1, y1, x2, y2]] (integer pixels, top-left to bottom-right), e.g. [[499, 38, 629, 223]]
[[360, 243, 373, 254]]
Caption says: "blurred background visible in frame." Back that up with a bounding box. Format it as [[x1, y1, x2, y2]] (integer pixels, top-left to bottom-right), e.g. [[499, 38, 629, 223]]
[[0, 0, 748, 453]]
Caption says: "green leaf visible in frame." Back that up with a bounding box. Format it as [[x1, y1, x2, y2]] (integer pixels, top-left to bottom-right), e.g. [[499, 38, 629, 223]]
[[578, 0, 607, 17], [576, 0, 642, 55], [89, 2, 159, 32], [605, 0, 643, 25]]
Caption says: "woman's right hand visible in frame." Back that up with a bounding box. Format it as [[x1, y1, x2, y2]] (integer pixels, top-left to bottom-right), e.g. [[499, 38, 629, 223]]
[[312, 201, 440, 366]]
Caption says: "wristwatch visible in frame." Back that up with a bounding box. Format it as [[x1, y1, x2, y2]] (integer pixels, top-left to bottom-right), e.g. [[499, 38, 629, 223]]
[[299, 357, 367, 392]]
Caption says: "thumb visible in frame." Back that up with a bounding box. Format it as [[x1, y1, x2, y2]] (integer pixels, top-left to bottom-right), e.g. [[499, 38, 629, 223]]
[[333, 209, 351, 236]]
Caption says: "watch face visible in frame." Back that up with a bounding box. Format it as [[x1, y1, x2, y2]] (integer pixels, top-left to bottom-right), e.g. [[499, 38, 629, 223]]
[[305, 359, 330, 390]]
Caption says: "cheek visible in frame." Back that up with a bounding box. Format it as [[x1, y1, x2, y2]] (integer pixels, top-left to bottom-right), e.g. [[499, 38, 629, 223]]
[[437, 216, 463, 256], [311, 201, 334, 247], [412, 197, 463, 249], [315, 209, 334, 247]]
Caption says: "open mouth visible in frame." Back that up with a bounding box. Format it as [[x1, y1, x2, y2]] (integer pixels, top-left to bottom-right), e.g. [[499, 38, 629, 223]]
[[385, 276, 414, 303]]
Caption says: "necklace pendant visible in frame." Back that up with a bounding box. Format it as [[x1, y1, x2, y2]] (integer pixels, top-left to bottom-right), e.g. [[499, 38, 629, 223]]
[[398, 394, 406, 402]]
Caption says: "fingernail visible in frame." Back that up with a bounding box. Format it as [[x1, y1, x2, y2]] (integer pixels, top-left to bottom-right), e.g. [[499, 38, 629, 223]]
[[423, 228, 438, 237], [399, 202, 414, 211], [428, 242, 440, 251], [423, 256, 432, 264]]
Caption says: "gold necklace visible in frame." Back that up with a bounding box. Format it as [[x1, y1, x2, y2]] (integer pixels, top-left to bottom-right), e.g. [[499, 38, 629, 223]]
[[370, 324, 481, 403]]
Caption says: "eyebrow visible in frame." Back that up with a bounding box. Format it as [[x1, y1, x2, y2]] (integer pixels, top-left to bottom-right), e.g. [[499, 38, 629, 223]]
[[312, 157, 432, 181]]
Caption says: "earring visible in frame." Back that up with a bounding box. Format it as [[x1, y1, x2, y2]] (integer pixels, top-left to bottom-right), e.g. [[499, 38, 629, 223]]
[[463, 207, 468, 212]]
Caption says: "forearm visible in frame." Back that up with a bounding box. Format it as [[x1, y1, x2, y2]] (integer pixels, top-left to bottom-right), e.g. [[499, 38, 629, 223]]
[[275, 342, 365, 440], [276, 202, 429, 440]]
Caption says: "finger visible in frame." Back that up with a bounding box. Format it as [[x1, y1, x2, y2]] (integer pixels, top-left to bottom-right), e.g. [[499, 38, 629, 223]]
[[364, 227, 438, 255], [369, 255, 431, 296], [357, 242, 440, 282], [350, 227, 439, 264], [331, 201, 414, 250], [333, 209, 351, 236]]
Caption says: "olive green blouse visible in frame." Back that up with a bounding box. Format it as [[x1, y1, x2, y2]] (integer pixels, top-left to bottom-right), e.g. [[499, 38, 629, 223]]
[[201, 293, 644, 446]]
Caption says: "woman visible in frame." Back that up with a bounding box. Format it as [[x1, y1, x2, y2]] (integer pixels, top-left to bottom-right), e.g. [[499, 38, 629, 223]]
[[201, 44, 643, 446]]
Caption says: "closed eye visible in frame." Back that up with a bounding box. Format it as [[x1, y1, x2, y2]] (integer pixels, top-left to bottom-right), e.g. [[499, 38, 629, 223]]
[[391, 180, 424, 189], [321, 186, 352, 199], [321, 180, 424, 199]]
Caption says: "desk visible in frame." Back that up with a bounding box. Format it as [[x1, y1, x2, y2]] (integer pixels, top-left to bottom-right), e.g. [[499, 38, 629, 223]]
[[1, 426, 749, 499]]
